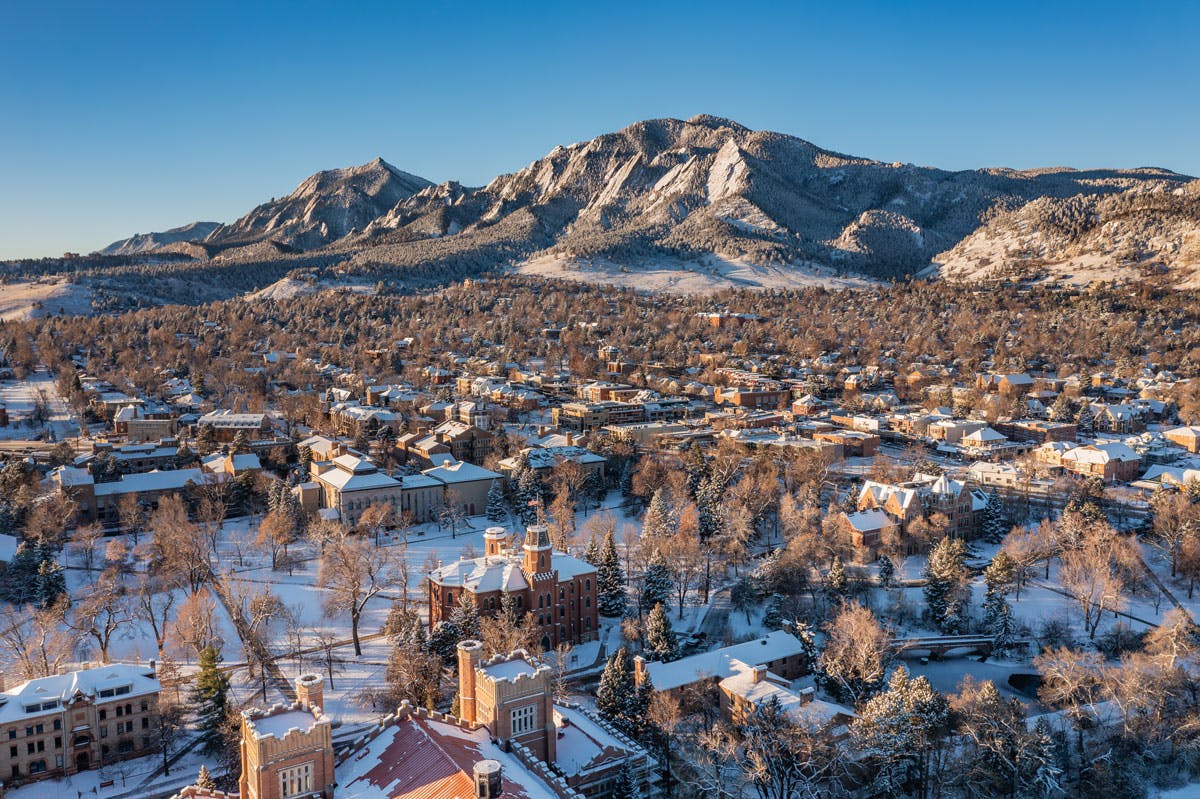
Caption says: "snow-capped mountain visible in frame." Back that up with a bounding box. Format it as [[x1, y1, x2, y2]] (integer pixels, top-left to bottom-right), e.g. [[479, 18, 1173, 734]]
[[344, 115, 1192, 283], [202, 157, 433, 251], [100, 221, 220, 256], [85, 116, 1198, 289]]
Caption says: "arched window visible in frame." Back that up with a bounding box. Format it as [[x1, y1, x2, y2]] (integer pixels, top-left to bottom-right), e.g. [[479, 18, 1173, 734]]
[[585, 579, 591, 592]]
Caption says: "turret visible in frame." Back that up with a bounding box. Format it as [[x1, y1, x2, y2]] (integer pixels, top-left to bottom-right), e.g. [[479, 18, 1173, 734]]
[[457, 640, 484, 724]]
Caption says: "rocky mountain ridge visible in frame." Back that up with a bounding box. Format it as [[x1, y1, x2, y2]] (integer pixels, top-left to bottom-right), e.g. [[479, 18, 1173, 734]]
[[90, 115, 1198, 288]]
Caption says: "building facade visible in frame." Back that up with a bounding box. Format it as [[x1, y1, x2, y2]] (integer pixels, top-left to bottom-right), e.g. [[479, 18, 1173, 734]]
[[0, 664, 160, 788], [428, 525, 600, 650]]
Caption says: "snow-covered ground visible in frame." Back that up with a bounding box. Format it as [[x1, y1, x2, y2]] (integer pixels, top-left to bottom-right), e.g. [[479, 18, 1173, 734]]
[[0, 279, 93, 320], [0, 367, 77, 440], [516, 252, 876, 294]]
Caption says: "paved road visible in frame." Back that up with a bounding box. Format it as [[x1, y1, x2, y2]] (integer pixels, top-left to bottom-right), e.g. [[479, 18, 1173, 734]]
[[698, 588, 731, 641]]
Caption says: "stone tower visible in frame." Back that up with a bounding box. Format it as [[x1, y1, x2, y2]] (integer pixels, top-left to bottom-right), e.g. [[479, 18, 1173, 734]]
[[457, 639, 484, 724], [295, 674, 324, 713]]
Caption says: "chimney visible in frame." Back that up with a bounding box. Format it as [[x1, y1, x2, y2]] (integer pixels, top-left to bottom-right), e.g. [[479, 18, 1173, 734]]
[[458, 640, 484, 724], [473, 760, 503, 799], [632, 654, 648, 685], [751, 665, 768, 684], [295, 674, 324, 713]]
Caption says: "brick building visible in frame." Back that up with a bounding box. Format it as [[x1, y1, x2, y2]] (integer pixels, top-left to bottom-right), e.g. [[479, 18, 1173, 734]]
[[0, 664, 160, 788], [428, 525, 600, 650], [237, 675, 335, 799]]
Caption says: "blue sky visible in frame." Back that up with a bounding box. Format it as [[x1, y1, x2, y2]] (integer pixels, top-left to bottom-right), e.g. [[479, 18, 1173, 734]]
[[1, 0, 1197, 259]]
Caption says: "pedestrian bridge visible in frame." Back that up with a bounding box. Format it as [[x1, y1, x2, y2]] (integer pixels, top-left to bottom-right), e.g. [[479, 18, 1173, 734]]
[[890, 634, 1027, 659]]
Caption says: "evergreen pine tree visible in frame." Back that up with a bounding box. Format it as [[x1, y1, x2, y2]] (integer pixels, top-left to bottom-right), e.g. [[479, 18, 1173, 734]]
[[34, 557, 66, 609], [825, 554, 849, 603], [793, 620, 819, 675], [640, 550, 673, 615], [618, 460, 634, 501], [449, 593, 481, 641], [924, 537, 969, 634], [196, 765, 216, 791], [643, 604, 679, 662], [583, 535, 601, 566], [611, 760, 643, 799], [516, 457, 542, 525], [597, 529, 627, 617], [851, 667, 950, 796], [192, 645, 230, 755], [641, 487, 676, 539], [990, 599, 1016, 655], [695, 475, 724, 541], [1076, 403, 1095, 436], [485, 479, 507, 523], [982, 489, 1006, 542], [762, 593, 784, 630], [596, 648, 638, 736], [1049, 393, 1074, 423], [1025, 718, 1064, 797], [631, 672, 655, 741], [429, 620, 462, 664], [878, 555, 896, 588]]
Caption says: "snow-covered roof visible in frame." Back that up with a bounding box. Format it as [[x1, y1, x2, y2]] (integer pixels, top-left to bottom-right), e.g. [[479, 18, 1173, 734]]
[[1063, 442, 1141, 465], [641, 631, 809, 692], [318, 464, 401, 492], [0, 664, 160, 725], [843, 508, 894, 533], [247, 708, 322, 740], [962, 427, 1007, 444], [338, 714, 561, 799], [431, 556, 529, 593], [94, 467, 206, 496], [424, 460, 502, 484]]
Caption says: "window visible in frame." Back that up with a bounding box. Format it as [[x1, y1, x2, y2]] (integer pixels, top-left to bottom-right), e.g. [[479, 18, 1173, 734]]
[[100, 726, 108, 739], [29, 760, 46, 775], [585, 579, 591, 591], [511, 704, 536, 736], [140, 701, 148, 712], [54, 737, 61, 749], [279, 762, 314, 798], [35, 724, 43, 734], [141, 718, 149, 730], [27, 742, 34, 755], [6, 730, 13, 740], [25, 727, 32, 737], [116, 706, 123, 717], [99, 710, 107, 720], [585, 597, 591, 608], [8, 746, 16, 758], [125, 704, 132, 715], [53, 719, 61, 731]]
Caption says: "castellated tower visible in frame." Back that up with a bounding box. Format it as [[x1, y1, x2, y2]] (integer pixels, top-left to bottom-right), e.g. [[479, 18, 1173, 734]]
[[460, 645, 557, 763], [238, 680, 334, 799]]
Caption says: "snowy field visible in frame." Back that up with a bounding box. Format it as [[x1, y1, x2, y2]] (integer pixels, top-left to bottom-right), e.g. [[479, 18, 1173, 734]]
[[0, 367, 77, 440], [516, 252, 877, 293]]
